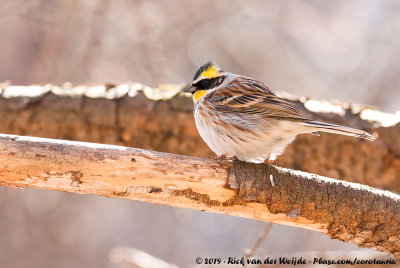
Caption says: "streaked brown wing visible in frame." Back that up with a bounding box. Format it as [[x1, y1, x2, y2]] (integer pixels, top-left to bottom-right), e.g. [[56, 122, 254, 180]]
[[208, 76, 308, 121]]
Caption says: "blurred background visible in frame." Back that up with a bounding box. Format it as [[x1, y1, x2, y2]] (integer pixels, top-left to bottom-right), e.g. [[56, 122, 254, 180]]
[[1, 0, 399, 267]]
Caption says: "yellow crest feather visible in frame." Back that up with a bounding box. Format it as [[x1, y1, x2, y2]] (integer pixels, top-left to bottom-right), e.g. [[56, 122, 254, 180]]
[[200, 64, 220, 79]]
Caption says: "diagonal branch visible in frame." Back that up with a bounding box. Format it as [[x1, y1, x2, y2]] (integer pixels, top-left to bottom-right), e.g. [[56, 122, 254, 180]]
[[1, 83, 399, 194], [0, 134, 399, 257]]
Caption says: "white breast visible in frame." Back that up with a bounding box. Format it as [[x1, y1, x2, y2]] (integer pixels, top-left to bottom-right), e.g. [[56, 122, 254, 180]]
[[194, 100, 301, 163], [192, 72, 305, 163]]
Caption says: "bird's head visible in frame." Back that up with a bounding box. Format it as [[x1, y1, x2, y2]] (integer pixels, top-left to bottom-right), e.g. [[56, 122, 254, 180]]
[[183, 61, 226, 103]]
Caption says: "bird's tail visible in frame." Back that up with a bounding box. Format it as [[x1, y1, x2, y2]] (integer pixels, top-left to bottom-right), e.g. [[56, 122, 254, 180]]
[[302, 120, 375, 141]]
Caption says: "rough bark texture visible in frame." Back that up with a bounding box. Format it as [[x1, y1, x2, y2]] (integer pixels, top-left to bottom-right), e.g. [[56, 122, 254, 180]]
[[0, 134, 399, 257], [0, 83, 399, 193], [230, 160, 400, 257]]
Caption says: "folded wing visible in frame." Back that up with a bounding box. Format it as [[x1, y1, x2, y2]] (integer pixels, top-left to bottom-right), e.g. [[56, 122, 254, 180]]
[[209, 76, 308, 121]]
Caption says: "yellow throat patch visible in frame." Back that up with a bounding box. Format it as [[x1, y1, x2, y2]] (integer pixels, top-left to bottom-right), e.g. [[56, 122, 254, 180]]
[[193, 90, 207, 102]]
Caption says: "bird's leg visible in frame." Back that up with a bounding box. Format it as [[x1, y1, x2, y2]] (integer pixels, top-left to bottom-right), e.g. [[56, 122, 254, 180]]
[[263, 154, 272, 165], [263, 154, 279, 166], [205, 153, 235, 162], [218, 153, 228, 160], [217, 153, 235, 161]]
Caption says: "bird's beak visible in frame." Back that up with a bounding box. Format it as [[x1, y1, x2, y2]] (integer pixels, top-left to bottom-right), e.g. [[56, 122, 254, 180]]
[[183, 84, 196, 93]]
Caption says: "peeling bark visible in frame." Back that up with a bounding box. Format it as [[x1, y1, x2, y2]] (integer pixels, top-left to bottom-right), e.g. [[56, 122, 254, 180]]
[[0, 134, 399, 256], [1, 83, 399, 194]]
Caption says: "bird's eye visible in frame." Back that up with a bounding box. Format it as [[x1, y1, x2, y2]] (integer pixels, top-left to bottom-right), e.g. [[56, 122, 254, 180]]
[[200, 79, 211, 88]]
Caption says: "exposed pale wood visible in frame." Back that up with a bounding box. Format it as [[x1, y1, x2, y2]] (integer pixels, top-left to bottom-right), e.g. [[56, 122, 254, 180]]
[[0, 134, 399, 257], [1, 83, 399, 194]]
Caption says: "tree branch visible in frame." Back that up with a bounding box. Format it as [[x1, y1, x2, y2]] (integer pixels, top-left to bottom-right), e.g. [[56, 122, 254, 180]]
[[1, 83, 399, 193], [1, 134, 399, 257]]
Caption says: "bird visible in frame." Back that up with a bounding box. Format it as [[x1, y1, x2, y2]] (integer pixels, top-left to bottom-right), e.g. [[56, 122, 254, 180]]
[[183, 61, 375, 164]]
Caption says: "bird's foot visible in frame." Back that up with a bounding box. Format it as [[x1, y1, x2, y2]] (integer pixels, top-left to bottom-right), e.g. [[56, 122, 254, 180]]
[[205, 153, 235, 162], [263, 155, 279, 166], [217, 153, 235, 162], [263, 158, 271, 165], [263, 154, 272, 165]]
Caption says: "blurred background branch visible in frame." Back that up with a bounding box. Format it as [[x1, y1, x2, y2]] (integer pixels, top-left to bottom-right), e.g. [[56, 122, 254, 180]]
[[1, 83, 399, 191], [2, 1, 400, 267]]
